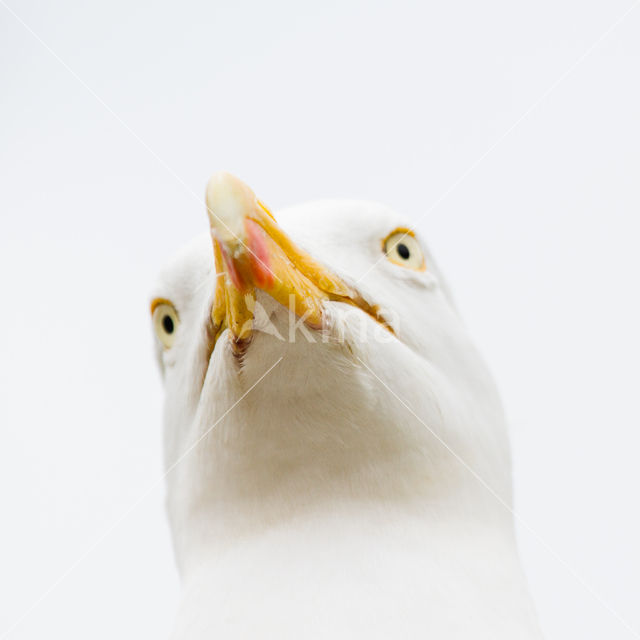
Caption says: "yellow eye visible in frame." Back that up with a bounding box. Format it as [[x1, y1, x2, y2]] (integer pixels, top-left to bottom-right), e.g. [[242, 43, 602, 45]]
[[151, 300, 180, 349], [383, 230, 425, 270]]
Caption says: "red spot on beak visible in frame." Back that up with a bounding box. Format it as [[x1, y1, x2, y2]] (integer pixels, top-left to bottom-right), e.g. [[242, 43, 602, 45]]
[[216, 238, 247, 291], [246, 219, 274, 288]]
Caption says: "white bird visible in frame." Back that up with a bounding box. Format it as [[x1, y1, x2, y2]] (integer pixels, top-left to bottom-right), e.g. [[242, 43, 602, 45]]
[[150, 172, 543, 639]]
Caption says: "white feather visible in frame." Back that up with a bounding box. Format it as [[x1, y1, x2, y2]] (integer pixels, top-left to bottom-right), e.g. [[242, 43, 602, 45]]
[[151, 200, 543, 639]]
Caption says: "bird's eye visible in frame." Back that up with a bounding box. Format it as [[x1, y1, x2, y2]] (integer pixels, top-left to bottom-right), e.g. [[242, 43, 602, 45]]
[[383, 230, 425, 270], [151, 300, 180, 349]]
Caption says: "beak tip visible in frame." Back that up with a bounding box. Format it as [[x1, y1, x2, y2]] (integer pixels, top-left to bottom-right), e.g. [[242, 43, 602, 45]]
[[205, 172, 256, 242]]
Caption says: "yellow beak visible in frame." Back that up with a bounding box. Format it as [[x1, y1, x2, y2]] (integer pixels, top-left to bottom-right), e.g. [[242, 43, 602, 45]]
[[206, 172, 386, 352]]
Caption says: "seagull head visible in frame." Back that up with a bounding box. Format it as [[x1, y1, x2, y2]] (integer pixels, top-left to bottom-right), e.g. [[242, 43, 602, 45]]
[[151, 172, 510, 572]]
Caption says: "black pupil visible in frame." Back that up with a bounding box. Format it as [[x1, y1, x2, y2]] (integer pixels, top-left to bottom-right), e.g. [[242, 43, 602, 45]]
[[162, 315, 174, 334], [397, 243, 410, 260]]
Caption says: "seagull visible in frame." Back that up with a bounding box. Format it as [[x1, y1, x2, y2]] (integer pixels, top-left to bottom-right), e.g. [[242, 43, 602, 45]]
[[150, 172, 543, 639]]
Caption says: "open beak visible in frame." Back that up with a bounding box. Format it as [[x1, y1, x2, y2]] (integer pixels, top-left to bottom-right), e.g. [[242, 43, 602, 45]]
[[206, 172, 387, 352]]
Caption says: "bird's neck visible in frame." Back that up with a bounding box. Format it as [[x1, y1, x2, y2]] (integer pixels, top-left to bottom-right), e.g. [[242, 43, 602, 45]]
[[165, 368, 513, 578]]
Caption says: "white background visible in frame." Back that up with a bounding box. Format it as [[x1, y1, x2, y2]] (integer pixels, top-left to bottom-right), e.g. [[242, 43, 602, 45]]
[[1, 0, 639, 637]]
